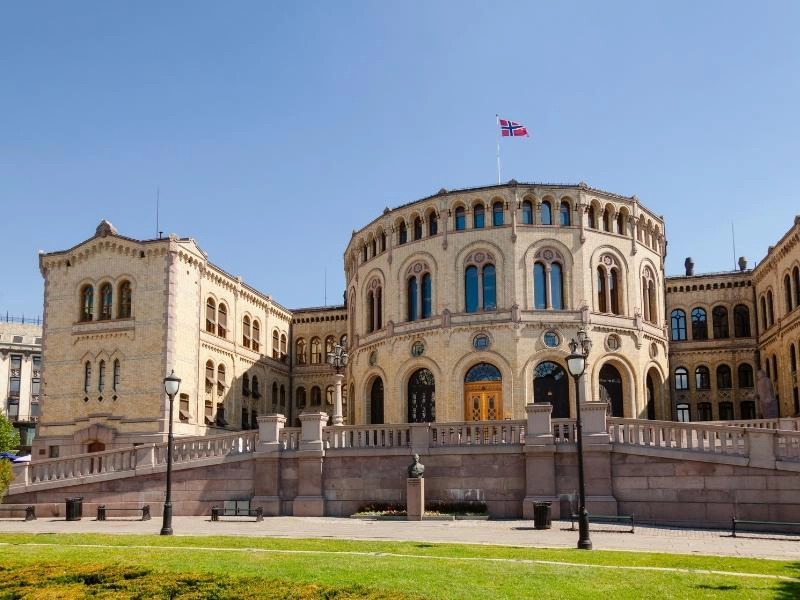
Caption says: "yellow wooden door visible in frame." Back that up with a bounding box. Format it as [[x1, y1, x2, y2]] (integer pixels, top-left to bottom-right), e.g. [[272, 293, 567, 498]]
[[464, 381, 503, 421]]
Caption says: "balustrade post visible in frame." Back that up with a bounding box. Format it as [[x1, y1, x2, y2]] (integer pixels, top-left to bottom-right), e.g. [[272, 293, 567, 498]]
[[523, 403, 558, 518], [778, 417, 795, 431], [410, 423, 430, 454], [257, 414, 286, 452], [525, 403, 554, 445], [294, 412, 328, 516], [581, 402, 610, 445], [747, 429, 777, 469], [11, 463, 30, 487]]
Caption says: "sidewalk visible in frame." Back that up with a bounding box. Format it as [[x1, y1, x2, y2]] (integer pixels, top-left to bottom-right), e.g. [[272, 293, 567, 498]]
[[1, 516, 798, 561]]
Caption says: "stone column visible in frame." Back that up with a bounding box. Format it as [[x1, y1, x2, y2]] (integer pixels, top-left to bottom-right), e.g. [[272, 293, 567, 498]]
[[523, 403, 557, 518], [545, 266, 552, 309], [333, 373, 344, 426], [134, 444, 156, 475], [253, 414, 286, 516], [294, 412, 328, 516]]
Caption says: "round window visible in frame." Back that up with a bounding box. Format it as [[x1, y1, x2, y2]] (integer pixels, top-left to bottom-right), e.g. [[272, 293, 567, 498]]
[[543, 331, 559, 348], [650, 342, 658, 358], [473, 334, 490, 350], [411, 341, 425, 357], [607, 334, 621, 351]]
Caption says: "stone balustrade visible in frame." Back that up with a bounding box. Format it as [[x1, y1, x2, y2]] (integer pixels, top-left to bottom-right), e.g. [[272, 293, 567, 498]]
[[608, 418, 747, 455]]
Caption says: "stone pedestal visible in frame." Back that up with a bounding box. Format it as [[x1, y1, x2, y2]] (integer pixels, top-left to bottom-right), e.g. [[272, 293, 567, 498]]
[[407, 478, 424, 521]]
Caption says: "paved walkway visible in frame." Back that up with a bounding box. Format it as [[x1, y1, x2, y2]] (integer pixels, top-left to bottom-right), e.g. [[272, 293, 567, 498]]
[[0, 516, 798, 561]]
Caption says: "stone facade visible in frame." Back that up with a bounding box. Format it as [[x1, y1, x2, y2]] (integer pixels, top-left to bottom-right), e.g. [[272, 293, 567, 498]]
[[344, 183, 670, 424], [0, 320, 42, 453], [33, 221, 291, 457]]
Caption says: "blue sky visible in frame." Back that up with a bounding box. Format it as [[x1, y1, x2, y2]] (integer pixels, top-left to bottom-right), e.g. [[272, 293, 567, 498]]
[[2, 1, 799, 316]]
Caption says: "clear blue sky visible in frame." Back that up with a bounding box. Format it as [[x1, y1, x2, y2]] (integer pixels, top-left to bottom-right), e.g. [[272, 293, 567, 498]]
[[2, 1, 799, 316]]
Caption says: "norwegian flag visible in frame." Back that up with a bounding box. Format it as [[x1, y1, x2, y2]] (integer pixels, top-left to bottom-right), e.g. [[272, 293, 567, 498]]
[[499, 118, 529, 137]]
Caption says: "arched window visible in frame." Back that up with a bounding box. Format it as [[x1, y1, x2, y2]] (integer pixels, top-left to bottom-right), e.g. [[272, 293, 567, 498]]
[[540, 201, 552, 225], [455, 206, 465, 230], [252, 375, 260, 399], [559, 201, 570, 226], [597, 267, 607, 313], [310, 338, 322, 364], [521, 200, 533, 225], [98, 283, 112, 320], [370, 377, 384, 424], [616, 212, 625, 234], [733, 305, 750, 337], [413, 217, 423, 240], [408, 276, 419, 320], [533, 361, 569, 418], [84, 361, 92, 393], [98, 360, 105, 392], [691, 307, 708, 340], [791, 343, 797, 373], [280, 384, 285, 406], [242, 373, 250, 396], [205, 298, 216, 333], [670, 309, 687, 341], [296, 338, 307, 365], [296, 386, 306, 408], [483, 265, 496, 310], [217, 364, 226, 396], [422, 273, 432, 318], [217, 303, 228, 338], [380, 231, 387, 252], [599, 364, 624, 417], [767, 290, 774, 326], [794, 266, 800, 308], [464, 363, 502, 421], [340, 334, 347, 347], [272, 381, 278, 406], [250, 320, 260, 353], [716, 364, 732, 389], [697, 402, 712, 421], [398, 221, 407, 244], [118, 281, 132, 318], [550, 263, 563, 309], [738, 363, 754, 388], [367, 280, 383, 331], [492, 201, 504, 226], [361, 244, 367, 263], [311, 386, 321, 406], [587, 205, 596, 229], [325, 335, 335, 357], [272, 330, 280, 359], [242, 316, 251, 349], [408, 368, 435, 423], [326, 385, 335, 405], [367, 290, 375, 332], [473, 204, 485, 229], [760, 296, 768, 330], [533, 263, 546, 309], [642, 268, 657, 323], [674, 367, 688, 390], [80, 285, 94, 322], [371, 237, 377, 257], [712, 306, 729, 339], [464, 266, 478, 313], [695, 366, 710, 390], [676, 403, 690, 422], [113, 359, 120, 391], [428, 212, 438, 236], [609, 268, 620, 314], [205, 361, 215, 396], [602, 210, 611, 232], [785, 274, 793, 314]]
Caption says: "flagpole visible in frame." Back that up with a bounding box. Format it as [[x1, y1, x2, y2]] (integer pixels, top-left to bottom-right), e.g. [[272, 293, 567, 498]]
[[496, 114, 501, 185]]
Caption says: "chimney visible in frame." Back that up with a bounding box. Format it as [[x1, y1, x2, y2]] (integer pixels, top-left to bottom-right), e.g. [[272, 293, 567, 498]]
[[684, 257, 694, 277], [738, 256, 748, 272]]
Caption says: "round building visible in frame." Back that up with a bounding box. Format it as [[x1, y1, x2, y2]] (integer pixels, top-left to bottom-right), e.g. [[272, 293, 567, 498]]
[[343, 181, 670, 424]]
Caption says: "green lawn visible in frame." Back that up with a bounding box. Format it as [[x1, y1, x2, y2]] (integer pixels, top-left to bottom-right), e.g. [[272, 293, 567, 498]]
[[0, 533, 797, 599]]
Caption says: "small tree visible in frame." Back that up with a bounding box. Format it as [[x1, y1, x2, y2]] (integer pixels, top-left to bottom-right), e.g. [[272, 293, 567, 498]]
[[0, 414, 20, 499]]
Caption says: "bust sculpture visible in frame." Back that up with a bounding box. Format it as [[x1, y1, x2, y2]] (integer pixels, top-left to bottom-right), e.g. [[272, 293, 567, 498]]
[[407, 454, 425, 478]]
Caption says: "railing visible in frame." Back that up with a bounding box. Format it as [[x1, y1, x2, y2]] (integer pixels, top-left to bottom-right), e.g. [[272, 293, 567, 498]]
[[776, 431, 800, 461], [608, 418, 746, 456], [280, 427, 301, 450], [552, 419, 576, 443], [1, 313, 41, 325], [710, 418, 779, 430], [324, 425, 411, 449], [155, 430, 258, 466], [430, 421, 525, 447], [29, 447, 138, 484]]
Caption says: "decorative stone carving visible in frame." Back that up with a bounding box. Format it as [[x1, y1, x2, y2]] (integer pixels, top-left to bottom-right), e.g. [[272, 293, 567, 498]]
[[95, 220, 118, 237]]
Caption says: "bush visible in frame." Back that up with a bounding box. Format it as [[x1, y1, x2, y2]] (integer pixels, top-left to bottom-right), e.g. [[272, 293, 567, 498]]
[[425, 501, 488, 515], [0, 461, 13, 499]]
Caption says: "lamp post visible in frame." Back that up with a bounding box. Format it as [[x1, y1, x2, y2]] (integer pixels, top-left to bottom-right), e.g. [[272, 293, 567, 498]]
[[566, 327, 593, 550], [326, 343, 349, 426], [161, 369, 181, 536]]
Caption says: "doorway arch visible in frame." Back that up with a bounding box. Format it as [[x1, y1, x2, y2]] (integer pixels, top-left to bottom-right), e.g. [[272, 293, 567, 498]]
[[464, 362, 502, 421], [369, 377, 384, 424], [599, 364, 624, 417], [533, 361, 569, 418], [408, 368, 435, 422]]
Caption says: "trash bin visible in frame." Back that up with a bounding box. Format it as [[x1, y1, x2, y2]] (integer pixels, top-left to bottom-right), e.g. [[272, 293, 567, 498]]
[[533, 501, 552, 530], [65, 497, 83, 521]]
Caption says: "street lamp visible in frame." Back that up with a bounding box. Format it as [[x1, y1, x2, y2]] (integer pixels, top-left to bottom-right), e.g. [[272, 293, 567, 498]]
[[161, 369, 181, 536], [566, 326, 593, 550], [326, 344, 349, 426]]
